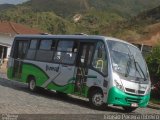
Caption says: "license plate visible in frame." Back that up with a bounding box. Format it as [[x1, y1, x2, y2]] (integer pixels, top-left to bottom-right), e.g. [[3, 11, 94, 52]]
[[131, 103, 138, 107]]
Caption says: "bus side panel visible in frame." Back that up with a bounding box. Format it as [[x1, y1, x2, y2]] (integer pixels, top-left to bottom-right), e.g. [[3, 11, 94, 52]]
[[21, 63, 49, 86], [21, 63, 76, 94], [7, 57, 15, 80], [7, 67, 14, 79], [47, 82, 75, 94]]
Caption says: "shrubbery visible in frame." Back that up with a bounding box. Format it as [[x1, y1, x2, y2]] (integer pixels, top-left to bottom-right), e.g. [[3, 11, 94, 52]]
[[145, 45, 160, 98]]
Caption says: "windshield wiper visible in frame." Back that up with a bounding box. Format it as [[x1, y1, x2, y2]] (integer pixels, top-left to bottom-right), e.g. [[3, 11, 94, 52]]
[[129, 54, 147, 81], [125, 53, 147, 81], [125, 46, 147, 81], [134, 61, 147, 81], [125, 54, 132, 77]]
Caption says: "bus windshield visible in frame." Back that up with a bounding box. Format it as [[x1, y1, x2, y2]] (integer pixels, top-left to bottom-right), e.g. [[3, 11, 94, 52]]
[[107, 40, 148, 80]]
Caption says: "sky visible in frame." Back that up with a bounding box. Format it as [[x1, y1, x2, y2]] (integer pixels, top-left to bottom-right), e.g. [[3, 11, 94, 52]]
[[0, 0, 29, 4]]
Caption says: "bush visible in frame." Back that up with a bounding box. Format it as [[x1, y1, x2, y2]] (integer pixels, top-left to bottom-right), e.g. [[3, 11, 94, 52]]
[[145, 44, 160, 98]]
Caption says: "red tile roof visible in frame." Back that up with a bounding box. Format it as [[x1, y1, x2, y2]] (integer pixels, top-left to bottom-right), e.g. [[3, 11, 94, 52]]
[[0, 21, 42, 35]]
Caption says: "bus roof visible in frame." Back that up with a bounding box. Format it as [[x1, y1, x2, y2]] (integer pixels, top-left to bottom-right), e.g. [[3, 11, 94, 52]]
[[14, 34, 136, 48], [15, 34, 106, 40]]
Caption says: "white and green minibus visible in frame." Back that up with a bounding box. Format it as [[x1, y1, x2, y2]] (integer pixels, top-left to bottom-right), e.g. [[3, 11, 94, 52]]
[[7, 35, 151, 112]]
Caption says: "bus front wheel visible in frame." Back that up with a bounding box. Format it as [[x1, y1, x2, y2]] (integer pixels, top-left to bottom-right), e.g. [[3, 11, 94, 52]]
[[28, 78, 37, 92], [89, 90, 106, 110], [122, 106, 137, 112]]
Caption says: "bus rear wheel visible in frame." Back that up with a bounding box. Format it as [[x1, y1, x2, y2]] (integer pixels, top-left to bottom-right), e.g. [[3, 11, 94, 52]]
[[122, 106, 137, 112], [28, 78, 37, 92], [89, 90, 106, 110]]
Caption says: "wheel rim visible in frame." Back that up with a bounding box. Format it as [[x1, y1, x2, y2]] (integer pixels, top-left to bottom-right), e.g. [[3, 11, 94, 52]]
[[29, 80, 35, 90], [92, 93, 103, 106]]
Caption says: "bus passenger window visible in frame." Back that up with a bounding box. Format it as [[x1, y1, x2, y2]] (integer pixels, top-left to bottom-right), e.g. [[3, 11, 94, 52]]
[[14, 40, 29, 59], [30, 40, 37, 49], [35, 40, 55, 62], [26, 40, 38, 60], [92, 42, 108, 75], [39, 40, 52, 50], [53, 41, 77, 65]]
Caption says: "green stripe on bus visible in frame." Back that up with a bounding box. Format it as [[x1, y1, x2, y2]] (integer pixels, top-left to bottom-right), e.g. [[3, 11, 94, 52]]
[[21, 63, 49, 86], [47, 83, 75, 94], [7, 67, 13, 79]]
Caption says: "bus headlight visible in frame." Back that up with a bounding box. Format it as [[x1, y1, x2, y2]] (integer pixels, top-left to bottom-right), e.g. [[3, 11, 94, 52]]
[[113, 73, 124, 91], [114, 80, 124, 91], [146, 85, 151, 94], [146, 80, 151, 94]]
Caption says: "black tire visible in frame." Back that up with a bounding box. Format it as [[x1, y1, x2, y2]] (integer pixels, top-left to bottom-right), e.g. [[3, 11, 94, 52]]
[[89, 90, 106, 110], [28, 78, 37, 92], [122, 106, 137, 112]]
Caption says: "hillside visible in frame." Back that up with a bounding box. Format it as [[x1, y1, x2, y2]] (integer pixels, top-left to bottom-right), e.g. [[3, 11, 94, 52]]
[[23, 0, 88, 17], [105, 5, 160, 45], [88, 0, 160, 17], [0, 0, 160, 39], [0, 0, 28, 5], [0, 7, 77, 34], [0, 0, 124, 34], [0, 4, 14, 11], [22, 0, 160, 17]]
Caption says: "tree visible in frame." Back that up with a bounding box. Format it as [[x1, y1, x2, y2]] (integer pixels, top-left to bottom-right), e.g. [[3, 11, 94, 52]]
[[145, 44, 160, 98]]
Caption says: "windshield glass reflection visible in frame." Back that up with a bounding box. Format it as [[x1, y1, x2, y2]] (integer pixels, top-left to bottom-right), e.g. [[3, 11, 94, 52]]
[[107, 40, 148, 80]]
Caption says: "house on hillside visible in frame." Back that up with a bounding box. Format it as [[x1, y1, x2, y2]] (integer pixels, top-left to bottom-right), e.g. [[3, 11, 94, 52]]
[[0, 21, 42, 65]]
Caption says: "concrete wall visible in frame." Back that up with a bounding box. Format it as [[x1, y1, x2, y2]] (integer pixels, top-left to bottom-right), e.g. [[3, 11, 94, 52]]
[[0, 34, 13, 45], [0, 35, 13, 60]]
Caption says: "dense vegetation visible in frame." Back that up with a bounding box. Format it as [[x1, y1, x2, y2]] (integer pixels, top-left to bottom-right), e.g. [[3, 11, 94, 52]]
[[0, 0, 160, 36], [145, 45, 160, 98], [0, 1, 123, 34], [22, 0, 160, 17], [0, 4, 14, 11], [104, 5, 160, 42]]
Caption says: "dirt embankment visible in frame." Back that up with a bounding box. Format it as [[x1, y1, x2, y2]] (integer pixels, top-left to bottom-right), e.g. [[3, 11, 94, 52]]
[[139, 23, 160, 46]]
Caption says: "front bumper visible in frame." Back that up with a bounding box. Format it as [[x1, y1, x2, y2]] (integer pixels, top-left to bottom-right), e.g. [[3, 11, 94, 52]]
[[107, 87, 150, 107]]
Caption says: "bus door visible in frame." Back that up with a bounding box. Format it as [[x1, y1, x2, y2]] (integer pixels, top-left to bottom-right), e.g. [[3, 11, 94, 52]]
[[51, 40, 78, 88], [75, 42, 94, 95], [13, 40, 28, 79]]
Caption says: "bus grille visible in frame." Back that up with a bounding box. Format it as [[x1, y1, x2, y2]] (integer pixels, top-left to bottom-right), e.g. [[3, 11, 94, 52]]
[[138, 90, 145, 94], [125, 88, 145, 95], [125, 88, 135, 93], [125, 97, 141, 104]]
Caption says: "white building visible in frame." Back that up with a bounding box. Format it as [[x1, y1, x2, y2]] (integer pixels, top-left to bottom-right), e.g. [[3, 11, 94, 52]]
[[0, 34, 12, 63], [0, 21, 42, 64]]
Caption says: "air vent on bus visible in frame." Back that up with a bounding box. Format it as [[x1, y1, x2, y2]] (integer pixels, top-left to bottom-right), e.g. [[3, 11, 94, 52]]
[[138, 90, 145, 94], [125, 88, 136, 93], [125, 88, 145, 95], [125, 97, 141, 104]]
